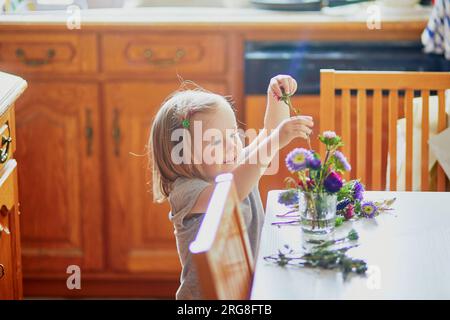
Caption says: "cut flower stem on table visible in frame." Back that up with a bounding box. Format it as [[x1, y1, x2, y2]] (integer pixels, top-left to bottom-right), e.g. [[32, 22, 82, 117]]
[[264, 229, 367, 280]]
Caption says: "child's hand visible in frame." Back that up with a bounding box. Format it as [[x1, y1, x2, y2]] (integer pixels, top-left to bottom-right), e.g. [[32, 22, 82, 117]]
[[275, 115, 313, 149], [267, 75, 298, 102]]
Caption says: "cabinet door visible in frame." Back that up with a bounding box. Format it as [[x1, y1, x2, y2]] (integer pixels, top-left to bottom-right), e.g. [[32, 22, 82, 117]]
[[0, 161, 20, 299], [15, 82, 103, 274], [104, 81, 227, 274]]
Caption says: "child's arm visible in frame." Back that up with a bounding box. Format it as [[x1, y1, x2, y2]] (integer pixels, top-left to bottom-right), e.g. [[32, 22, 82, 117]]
[[190, 116, 313, 213], [242, 75, 297, 159]]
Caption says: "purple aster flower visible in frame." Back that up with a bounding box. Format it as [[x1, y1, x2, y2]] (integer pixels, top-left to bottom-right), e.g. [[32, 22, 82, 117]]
[[337, 198, 351, 211], [353, 181, 365, 201], [285, 148, 312, 172], [306, 156, 321, 170], [323, 171, 343, 193], [334, 151, 351, 171], [278, 189, 299, 207], [361, 201, 378, 218]]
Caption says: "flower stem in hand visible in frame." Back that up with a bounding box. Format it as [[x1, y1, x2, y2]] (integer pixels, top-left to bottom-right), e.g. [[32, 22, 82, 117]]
[[280, 90, 298, 115], [280, 90, 312, 149]]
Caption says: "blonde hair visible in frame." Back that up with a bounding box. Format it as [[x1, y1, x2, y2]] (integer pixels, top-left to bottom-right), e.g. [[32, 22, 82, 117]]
[[149, 86, 229, 203]]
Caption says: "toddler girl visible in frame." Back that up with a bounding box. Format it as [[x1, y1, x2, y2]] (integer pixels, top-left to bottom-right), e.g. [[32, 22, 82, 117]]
[[149, 75, 313, 299]]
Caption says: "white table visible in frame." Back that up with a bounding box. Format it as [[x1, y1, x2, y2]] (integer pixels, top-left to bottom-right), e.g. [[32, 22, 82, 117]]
[[251, 191, 450, 299]]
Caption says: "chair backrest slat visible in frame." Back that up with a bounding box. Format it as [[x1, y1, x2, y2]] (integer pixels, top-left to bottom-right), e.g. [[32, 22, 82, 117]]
[[320, 70, 336, 155], [437, 90, 447, 191], [405, 89, 414, 191], [320, 69, 450, 191], [421, 90, 430, 191], [356, 89, 367, 183], [341, 88, 352, 182], [189, 173, 254, 300], [388, 90, 399, 191], [372, 89, 383, 190]]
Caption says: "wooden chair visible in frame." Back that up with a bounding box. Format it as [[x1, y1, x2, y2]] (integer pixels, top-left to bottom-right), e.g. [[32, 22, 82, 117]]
[[189, 173, 254, 300], [320, 69, 450, 191]]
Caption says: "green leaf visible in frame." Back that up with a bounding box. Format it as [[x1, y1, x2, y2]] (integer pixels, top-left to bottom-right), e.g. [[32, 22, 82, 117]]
[[354, 201, 362, 214], [347, 229, 359, 241], [337, 180, 353, 201], [318, 135, 326, 144], [335, 216, 345, 227]]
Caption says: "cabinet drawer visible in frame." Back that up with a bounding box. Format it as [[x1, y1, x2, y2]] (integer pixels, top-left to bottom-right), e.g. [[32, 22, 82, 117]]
[[0, 33, 97, 74], [101, 33, 227, 75], [0, 106, 15, 173]]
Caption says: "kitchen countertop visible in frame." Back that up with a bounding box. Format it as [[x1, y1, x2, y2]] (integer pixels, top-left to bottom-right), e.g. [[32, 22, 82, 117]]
[[0, 5, 431, 26], [0, 72, 27, 117]]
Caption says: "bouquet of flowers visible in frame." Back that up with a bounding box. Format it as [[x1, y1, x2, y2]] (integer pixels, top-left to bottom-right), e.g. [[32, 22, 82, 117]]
[[277, 131, 395, 232], [266, 88, 395, 278]]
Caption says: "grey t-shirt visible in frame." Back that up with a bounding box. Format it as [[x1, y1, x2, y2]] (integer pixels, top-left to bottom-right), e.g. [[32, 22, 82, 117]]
[[168, 176, 265, 300]]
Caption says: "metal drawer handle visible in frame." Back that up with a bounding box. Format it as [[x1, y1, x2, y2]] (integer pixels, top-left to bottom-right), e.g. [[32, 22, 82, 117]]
[[143, 48, 185, 66], [0, 205, 9, 217], [112, 108, 121, 157], [15, 48, 55, 67], [0, 264, 4, 279], [0, 221, 11, 237], [85, 108, 93, 156], [0, 123, 12, 164]]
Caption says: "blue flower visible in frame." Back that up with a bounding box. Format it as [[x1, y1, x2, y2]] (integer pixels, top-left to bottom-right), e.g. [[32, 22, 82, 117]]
[[278, 189, 299, 207], [337, 198, 351, 211], [307, 156, 321, 170], [285, 148, 312, 172], [324, 171, 343, 193], [334, 151, 351, 172], [353, 181, 365, 201]]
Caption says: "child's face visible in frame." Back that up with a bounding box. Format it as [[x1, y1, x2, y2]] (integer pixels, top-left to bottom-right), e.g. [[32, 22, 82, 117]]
[[192, 101, 243, 180]]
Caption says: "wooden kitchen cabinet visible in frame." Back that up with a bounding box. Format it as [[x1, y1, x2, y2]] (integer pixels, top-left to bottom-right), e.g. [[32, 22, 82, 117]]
[[15, 82, 104, 273], [103, 81, 227, 274], [0, 71, 27, 300]]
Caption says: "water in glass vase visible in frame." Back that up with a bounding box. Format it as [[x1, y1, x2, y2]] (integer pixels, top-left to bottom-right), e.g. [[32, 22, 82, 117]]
[[299, 191, 337, 234]]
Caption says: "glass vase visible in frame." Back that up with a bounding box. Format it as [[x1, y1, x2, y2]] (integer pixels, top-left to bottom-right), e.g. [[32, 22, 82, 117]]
[[299, 191, 337, 234]]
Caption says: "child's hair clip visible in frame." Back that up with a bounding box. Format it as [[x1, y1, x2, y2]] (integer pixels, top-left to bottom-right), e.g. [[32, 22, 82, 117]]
[[180, 109, 194, 129], [182, 118, 190, 129]]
